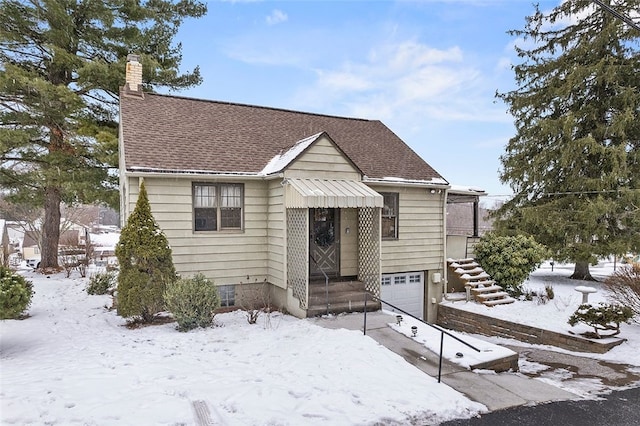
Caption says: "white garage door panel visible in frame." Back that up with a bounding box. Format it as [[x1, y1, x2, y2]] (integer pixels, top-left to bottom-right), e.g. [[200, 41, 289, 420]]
[[380, 271, 424, 319]]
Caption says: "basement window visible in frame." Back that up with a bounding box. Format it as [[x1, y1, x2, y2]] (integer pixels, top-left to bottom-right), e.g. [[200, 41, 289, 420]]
[[218, 285, 236, 307]]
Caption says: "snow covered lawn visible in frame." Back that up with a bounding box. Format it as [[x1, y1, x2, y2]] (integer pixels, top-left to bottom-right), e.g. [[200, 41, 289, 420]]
[[1, 269, 484, 426]]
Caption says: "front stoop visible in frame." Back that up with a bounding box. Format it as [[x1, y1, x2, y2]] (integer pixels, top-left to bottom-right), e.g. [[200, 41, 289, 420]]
[[447, 258, 515, 306], [307, 280, 379, 317]]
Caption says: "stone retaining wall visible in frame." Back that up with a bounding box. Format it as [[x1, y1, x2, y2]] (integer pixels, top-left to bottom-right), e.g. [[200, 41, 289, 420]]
[[437, 303, 625, 354]]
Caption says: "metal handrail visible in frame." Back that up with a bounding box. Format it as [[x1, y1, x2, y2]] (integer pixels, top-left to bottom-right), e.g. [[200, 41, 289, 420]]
[[310, 254, 330, 315], [363, 292, 480, 383]]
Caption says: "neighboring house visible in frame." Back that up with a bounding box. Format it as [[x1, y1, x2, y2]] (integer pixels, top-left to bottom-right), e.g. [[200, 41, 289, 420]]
[[21, 230, 40, 262], [0, 220, 9, 266], [22, 228, 87, 267], [119, 55, 451, 322]]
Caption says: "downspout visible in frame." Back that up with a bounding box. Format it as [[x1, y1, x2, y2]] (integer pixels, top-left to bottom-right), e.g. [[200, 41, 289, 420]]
[[473, 198, 479, 237], [442, 187, 449, 296]]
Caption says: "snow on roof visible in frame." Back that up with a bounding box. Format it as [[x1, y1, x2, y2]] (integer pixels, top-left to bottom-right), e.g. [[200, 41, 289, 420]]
[[365, 176, 449, 186], [90, 232, 120, 247], [260, 132, 323, 176], [448, 185, 487, 195]]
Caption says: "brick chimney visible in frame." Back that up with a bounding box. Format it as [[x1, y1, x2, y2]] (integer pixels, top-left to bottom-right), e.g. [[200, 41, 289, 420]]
[[125, 54, 143, 95]]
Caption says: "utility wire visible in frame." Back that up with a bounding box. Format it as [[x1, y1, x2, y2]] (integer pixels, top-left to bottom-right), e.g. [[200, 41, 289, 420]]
[[591, 0, 640, 32]]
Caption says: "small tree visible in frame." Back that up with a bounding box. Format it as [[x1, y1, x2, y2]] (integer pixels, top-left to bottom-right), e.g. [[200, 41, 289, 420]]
[[603, 263, 640, 322], [568, 303, 633, 338], [474, 233, 549, 297], [0, 266, 34, 319], [116, 182, 176, 323]]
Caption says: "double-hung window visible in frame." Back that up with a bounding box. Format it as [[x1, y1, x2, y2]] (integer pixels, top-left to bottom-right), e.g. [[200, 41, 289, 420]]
[[193, 183, 243, 231], [381, 192, 399, 239]]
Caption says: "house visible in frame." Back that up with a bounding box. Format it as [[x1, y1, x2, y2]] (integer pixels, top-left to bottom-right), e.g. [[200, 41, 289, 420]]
[[119, 55, 452, 322], [22, 226, 88, 268]]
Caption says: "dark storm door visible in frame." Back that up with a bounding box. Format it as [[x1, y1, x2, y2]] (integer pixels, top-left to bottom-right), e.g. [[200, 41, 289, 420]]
[[309, 208, 340, 278]]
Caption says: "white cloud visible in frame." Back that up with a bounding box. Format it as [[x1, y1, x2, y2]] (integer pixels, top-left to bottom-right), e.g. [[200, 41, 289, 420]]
[[266, 9, 288, 26], [293, 40, 506, 126]]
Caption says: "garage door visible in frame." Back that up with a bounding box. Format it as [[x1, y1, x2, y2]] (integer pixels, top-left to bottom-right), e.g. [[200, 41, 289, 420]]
[[380, 271, 424, 319]]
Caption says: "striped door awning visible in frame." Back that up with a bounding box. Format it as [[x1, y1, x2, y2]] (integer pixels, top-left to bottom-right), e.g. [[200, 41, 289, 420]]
[[284, 178, 383, 208]]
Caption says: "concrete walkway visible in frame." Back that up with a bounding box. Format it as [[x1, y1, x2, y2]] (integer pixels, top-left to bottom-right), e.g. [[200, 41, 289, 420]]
[[312, 311, 578, 412]]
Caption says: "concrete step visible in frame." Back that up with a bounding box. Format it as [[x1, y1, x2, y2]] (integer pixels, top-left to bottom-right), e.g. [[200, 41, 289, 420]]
[[447, 257, 475, 264], [471, 284, 503, 294], [468, 280, 497, 288], [476, 291, 510, 301], [483, 297, 516, 306], [307, 300, 380, 317], [454, 266, 484, 274], [308, 290, 367, 306], [460, 272, 491, 281], [309, 280, 365, 296]]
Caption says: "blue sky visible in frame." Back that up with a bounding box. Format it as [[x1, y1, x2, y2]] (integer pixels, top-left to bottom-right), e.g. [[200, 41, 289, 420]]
[[171, 0, 564, 202]]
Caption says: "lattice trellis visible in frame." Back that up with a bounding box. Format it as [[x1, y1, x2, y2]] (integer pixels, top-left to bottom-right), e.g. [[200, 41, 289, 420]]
[[358, 207, 381, 296], [286, 208, 309, 309]]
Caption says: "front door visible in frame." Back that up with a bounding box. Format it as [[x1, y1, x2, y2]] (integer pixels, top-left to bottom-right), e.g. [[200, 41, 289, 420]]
[[310, 208, 339, 278]]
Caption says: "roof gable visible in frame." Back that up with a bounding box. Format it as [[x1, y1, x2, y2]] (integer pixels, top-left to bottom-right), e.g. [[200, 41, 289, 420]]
[[119, 92, 447, 184]]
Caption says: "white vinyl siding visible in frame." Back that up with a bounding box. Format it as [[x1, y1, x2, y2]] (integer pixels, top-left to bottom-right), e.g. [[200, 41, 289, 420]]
[[339, 208, 358, 276], [284, 136, 361, 180], [131, 177, 270, 285], [368, 185, 445, 273], [267, 179, 285, 288]]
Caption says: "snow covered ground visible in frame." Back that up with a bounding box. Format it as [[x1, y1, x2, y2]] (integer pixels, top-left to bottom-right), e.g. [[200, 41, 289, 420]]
[[2, 262, 639, 425], [1, 267, 484, 426]]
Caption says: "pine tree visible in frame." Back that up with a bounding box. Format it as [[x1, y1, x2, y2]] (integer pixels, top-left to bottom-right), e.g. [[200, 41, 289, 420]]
[[0, 0, 206, 268], [116, 182, 176, 323], [496, 1, 640, 280]]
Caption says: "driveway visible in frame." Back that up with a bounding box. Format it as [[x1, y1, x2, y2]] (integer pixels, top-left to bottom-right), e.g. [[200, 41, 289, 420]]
[[439, 386, 640, 425]]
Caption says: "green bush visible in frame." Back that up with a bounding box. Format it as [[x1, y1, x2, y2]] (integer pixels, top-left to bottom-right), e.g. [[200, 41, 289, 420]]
[[116, 182, 177, 323], [474, 233, 549, 297], [0, 266, 34, 319], [87, 271, 117, 295], [164, 273, 221, 332], [568, 303, 633, 338]]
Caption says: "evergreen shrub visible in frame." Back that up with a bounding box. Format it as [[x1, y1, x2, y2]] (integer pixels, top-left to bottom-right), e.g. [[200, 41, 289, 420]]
[[164, 273, 220, 332], [87, 271, 117, 295], [474, 233, 549, 297], [0, 266, 34, 319], [568, 303, 633, 338], [116, 182, 176, 323]]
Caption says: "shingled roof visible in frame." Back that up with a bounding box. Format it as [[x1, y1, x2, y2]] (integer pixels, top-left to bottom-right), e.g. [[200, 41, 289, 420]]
[[119, 92, 446, 183]]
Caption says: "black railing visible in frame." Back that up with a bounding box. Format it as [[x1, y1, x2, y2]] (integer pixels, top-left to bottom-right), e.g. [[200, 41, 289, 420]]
[[363, 292, 480, 383]]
